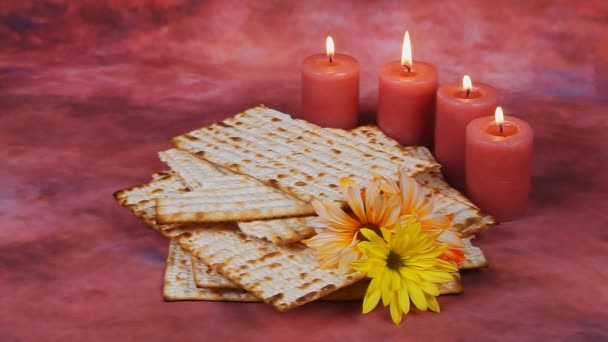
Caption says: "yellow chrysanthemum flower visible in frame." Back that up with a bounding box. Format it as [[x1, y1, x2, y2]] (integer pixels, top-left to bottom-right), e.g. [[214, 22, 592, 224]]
[[350, 219, 458, 324]]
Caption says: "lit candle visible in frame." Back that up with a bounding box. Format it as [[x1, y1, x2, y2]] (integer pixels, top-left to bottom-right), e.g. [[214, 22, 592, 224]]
[[301, 36, 360, 128], [435, 75, 499, 188], [378, 31, 438, 147], [465, 107, 534, 222]]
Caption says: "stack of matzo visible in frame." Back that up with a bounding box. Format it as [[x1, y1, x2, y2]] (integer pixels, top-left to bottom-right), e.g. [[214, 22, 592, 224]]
[[114, 106, 493, 312]]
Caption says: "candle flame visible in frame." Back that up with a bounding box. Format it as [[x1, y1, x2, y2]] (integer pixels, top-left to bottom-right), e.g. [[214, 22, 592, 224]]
[[463, 75, 472, 91], [401, 31, 412, 68], [326, 36, 335, 61], [495, 107, 505, 125]]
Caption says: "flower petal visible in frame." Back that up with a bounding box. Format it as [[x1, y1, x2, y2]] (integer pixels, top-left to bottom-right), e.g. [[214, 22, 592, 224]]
[[350, 259, 372, 273], [419, 281, 439, 296], [440, 247, 465, 266], [390, 270, 402, 292], [380, 195, 402, 229], [407, 283, 428, 311], [407, 259, 445, 268], [359, 228, 386, 248], [302, 231, 352, 250], [379, 174, 400, 195], [399, 169, 431, 217], [309, 216, 327, 229], [312, 200, 360, 230], [362, 278, 382, 314], [415, 194, 434, 218], [358, 244, 388, 260], [433, 260, 459, 273], [398, 287, 410, 315], [364, 179, 382, 223], [302, 230, 361, 269], [342, 179, 367, 224], [390, 293, 403, 324], [366, 264, 386, 278], [406, 246, 448, 260], [370, 190, 387, 226], [338, 241, 361, 272], [419, 213, 453, 231], [419, 271, 454, 283], [392, 224, 410, 255], [381, 227, 393, 247], [399, 170, 417, 214], [381, 274, 392, 306], [426, 293, 441, 313], [399, 267, 422, 283]]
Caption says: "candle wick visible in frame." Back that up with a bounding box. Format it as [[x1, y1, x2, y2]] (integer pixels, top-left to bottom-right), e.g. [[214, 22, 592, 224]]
[[465, 89, 470, 98], [403, 64, 411, 73], [499, 124, 503, 134], [329, 55, 333, 63]]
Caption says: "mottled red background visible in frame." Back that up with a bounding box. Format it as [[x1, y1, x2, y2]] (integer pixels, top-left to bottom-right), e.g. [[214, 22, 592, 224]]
[[1, 1, 607, 341]]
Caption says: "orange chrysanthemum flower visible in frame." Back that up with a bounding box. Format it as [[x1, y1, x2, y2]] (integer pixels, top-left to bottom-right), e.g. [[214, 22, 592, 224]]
[[380, 168, 465, 265], [302, 177, 401, 272]]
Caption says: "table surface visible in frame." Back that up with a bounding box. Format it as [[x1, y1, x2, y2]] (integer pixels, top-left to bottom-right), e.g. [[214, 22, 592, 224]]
[[1, 1, 607, 341]]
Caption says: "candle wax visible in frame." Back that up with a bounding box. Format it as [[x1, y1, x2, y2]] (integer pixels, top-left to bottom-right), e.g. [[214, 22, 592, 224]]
[[435, 81, 498, 188], [301, 53, 359, 129], [466, 116, 534, 222], [378, 60, 438, 147]]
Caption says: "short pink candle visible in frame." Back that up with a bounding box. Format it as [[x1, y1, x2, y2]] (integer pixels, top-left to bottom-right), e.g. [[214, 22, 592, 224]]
[[301, 37, 359, 129], [378, 32, 437, 147], [466, 108, 534, 222], [435, 76, 498, 187]]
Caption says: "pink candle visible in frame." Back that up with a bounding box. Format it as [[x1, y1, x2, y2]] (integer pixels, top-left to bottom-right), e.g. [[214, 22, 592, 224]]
[[466, 107, 534, 222], [378, 31, 438, 147], [435, 76, 498, 187], [301, 36, 359, 128]]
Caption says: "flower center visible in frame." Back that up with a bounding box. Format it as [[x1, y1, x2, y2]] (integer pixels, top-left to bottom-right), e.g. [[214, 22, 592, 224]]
[[386, 250, 404, 270]]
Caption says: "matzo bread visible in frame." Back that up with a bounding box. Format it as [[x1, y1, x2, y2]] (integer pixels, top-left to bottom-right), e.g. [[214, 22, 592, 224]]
[[113, 172, 189, 208], [158, 149, 227, 188], [113, 172, 205, 237], [159, 148, 318, 244], [460, 236, 488, 269], [155, 149, 315, 223], [236, 216, 318, 245], [155, 191, 315, 224], [177, 225, 366, 311], [164, 240, 258, 301], [115, 174, 357, 302], [191, 253, 240, 289], [172, 106, 438, 203], [151, 171, 174, 180], [115, 176, 254, 294]]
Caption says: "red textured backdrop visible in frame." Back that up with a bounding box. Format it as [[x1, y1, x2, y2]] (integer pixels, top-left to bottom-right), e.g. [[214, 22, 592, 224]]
[[1, 1, 607, 341]]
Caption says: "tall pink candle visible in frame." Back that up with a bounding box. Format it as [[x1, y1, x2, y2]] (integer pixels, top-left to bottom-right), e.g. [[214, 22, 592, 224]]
[[301, 37, 359, 129], [435, 76, 498, 188], [466, 108, 534, 222], [378, 32, 437, 147]]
